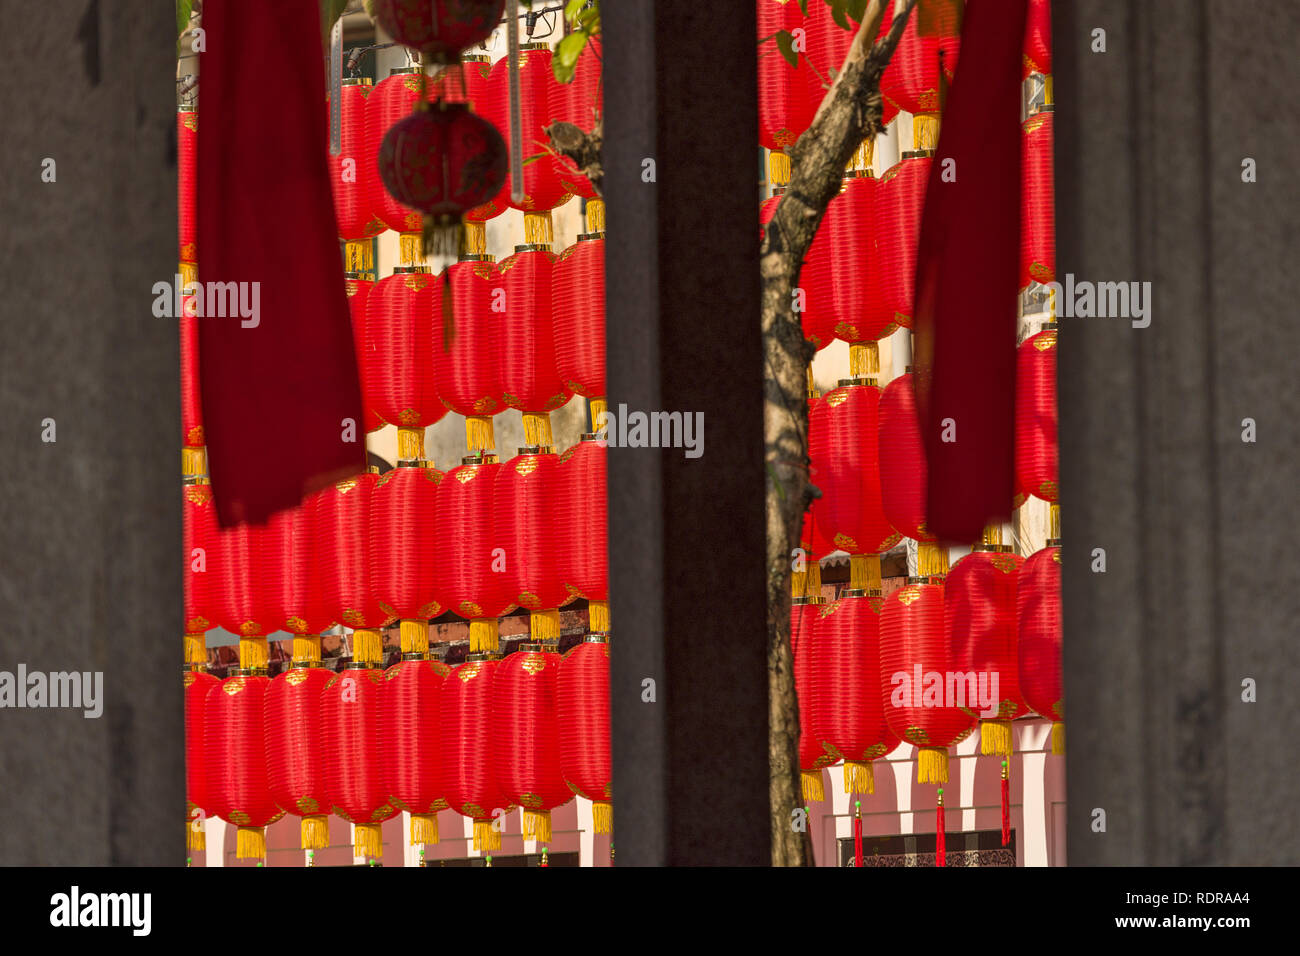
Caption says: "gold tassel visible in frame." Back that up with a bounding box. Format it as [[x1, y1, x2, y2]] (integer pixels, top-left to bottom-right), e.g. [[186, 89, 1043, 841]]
[[187, 814, 206, 852], [344, 239, 373, 274], [473, 819, 501, 851], [301, 815, 329, 850], [917, 747, 949, 784], [354, 823, 382, 860], [523, 211, 554, 246], [589, 397, 608, 433], [411, 814, 439, 846], [292, 635, 322, 663], [399, 619, 428, 655], [844, 761, 875, 794], [531, 609, 560, 641], [523, 809, 552, 843], [1049, 502, 1061, 540], [593, 801, 613, 833], [913, 113, 940, 151], [849, 554, 881, 592], [1051, 722, 1065, 755], [397, 426, 425, 462], [918, 542, 949, 577], [352, 628, 383, 664], [460, 221, 487, 256], [181, 446, 207, 478], [981, 719, 1014, 757], [589, 600, 610, 633], [465, 416, 495, 453], [238, 636, 268, 670], [469, 618, 499, 653], [399, 232, 425, 266], [236, 826, 266, 860], [801, 770, 824, 804], [585, 198, 606, 234], [849, 341, 880, 378], [522, 412, 553, 447], [769, 150, 791, 186], [183, 633, 206, 665]]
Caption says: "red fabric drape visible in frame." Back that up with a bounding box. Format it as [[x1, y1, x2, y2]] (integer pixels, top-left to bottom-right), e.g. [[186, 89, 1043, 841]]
[[196, 0, 365, 526]]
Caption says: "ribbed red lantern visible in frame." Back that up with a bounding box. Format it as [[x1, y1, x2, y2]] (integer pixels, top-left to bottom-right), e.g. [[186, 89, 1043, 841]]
[[432, 257, 505, 452], [880, 579, 978, 784], [443, 654, 514, 850], [558, 636, 612, 831], [312, 472, 393, 662], [793, 596, 834, 802], [1018, 543, 1063, 752], [344, 274, 385, 433], [1023, 0, 1052, 79], [498, 247, 572, 445], [877, 370, 934, 542], [483, 44, 573, 213], [437, 455, 514, 653], [809, 381, 901, 556], [946, 545, 1028, 758], [361, 266, 446, 446], [879, 0, 961, 117], [876, 153, 932, 331], [551, 36, 602, 199], [1015, 326, 1058, 503], [496, 450, 569, 640], [178, 108, 197, 262], [552, 235, 606, 416], [183, 667, 218, 852], [382, 655, 452, 845], [205, 672, 282, 859], [493, 646, 572, 842], [809, 592, 900, 795], [758, 0, 816, 173], [264, 663, 333, 849], [556, 437, 608, 631], [372, 0, 504, 61], [370, 464, 445, 654], [331, 77, 385, 262], [1021, 108, 1055, 289], [365, 67, 427, 243], [322, 664, 397, 860]]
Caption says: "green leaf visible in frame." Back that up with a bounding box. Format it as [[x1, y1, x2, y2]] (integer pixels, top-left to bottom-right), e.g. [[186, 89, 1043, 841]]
[[775, 30, 798, 68], [554, 32, 587, 84]]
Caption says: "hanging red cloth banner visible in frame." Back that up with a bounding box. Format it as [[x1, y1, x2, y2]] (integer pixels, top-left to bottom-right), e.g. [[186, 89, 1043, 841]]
[[912, 0, 1027, 544], [196, 0, 365, 527]]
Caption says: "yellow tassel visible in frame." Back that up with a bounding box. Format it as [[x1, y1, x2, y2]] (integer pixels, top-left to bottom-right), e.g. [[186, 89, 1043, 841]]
[[849, 341, 880, 378], [593, 801, 613, 833], [849, 554, 881, 591], [181, 446, 207, 478], [523, 809, 552, 843], [292, 635, 322, 663], [465, 416, 495, 453], [460, 221, 487, 256], [183, 633, 206, 665], [913, 113, 940, 151], [801, 770, 824, 804], [354, 823, 382, 860], [236, 826, 266, 860], [352, 628, 383, 664], [524, 211, 554, 245], [589, 600, 610, 633], [1049, 502, 1061, 540], [411, 814, 439, 846], [981, 719, 1014, 757], [1051, 721, 1065, 755], [238, 636, 268, 670], [769, 150, 791, 186], [469, 618, 499, 653], [844, 761, 875, 794], [399, 232, 425, 266], [187, 817, 206, 852], [585, 199, 606, 234], [522, 412, 553, 447], [344, 239, 373, 273], [400, 619, 428, 655], [397, 426, 425, 462], [917, 747, 949, 784], [473, 819, 501, 851], [531, 609, 560, 641], [589, 397, 608, 432], [301, 815, 329, 850]]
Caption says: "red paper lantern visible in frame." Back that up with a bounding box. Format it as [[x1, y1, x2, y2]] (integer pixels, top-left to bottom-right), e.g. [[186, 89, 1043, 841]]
[[483, 45, 574, 213], [178, 108, 197, 262], [205, 672, 282, 859], [877, 371, 934, 542], [1023, 0, 1052, 78], [322, 664, 398, 859], [825, 173, 894, 346], [809, 592, 900, 794], [556, 437, 608, 608], [264, 664, 333, 849], [313, 472, 394, 634], [551, 36, 602, 199], [757, 0, 816, 155], [383, 656, 453, 845], [362, 267, 446, 434], [432, 258, 506, 451], [437, 455, 515, 652], [498, 247, 572, 440], [876, 153, 932, 331], [880, 0, 961, 116], [809, 381, 901, 556], [946, 546, 1028, 757], [879, 579, 978, 783], [183, 667, 219, 850], [1014, 327, 1058, 503], [793, 597, 834, 802], [372, 0, 504, 62], [1021, 108, 1056, 288], [370, 464, 445, 634], [442, 654, 515, 849], [1017, 543, 1063, 752], [365, 67, 427, 236], [493, 646, 572, 842], [552, 235, 606, 405], [496, 450, 569, 622], [345, 275, 385, 433], [558, 636, 612, 831], [331, 78, 385, 247]]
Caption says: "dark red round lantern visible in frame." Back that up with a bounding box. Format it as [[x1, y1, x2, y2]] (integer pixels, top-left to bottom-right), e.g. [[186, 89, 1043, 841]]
[[443, 654, 515, 850], [1021, 107, 1056, 289], [876, 153, 932, 332], [345, 274, 385, 433], [205, 672, 282, 860], [369, 464, 445, 649], [809, 592, 900, 795], [879, 579, 978, 784], [365, 67, 427, 238], [437, 455, 514, 653], [361, 266, 446, 438], [492, 645, 572, 843], [183, 666, 219, 851], [483, 44, 574, 213], [793, 596, 834, 803], [1018, 543, 1063, 753], [331, 77, 385, 255], [322, 664, 398, 860], [432, 257, 506, 452], [498, 246, 572, 444], [877, 370, 934, 542], [1015, 326, 1058, 503], [552, 234, 606, 411], [382, 655, 452, 845], [1023, 0, 1052, 79], [558, 636, 612, 832], [495, 450, 569, 638], [372, 0, 504, 62], [264, 663, 333, 849]]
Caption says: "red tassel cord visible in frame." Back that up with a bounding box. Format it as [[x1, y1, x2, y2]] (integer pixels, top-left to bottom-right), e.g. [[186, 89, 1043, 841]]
[[853, 801, 864, 868], [935, 788, 946, 867], [1001, 760, 1011, 847]]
